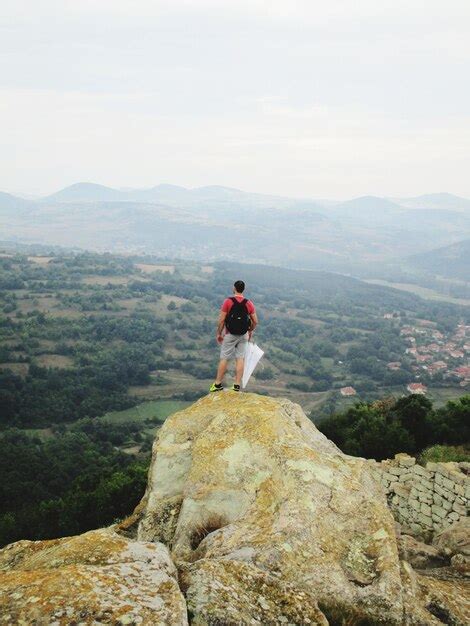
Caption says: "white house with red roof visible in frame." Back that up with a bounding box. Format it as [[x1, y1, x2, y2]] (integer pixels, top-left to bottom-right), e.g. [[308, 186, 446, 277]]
[[427, 361, 447, 375], [400, 327, 414, 336], [407, 383, 427, 395], [454, 366, 470, 380], [416, 354, 433, 363]]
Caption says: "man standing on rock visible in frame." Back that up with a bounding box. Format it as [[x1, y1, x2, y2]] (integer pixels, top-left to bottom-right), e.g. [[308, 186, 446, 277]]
[[210, 280, 258, 392]]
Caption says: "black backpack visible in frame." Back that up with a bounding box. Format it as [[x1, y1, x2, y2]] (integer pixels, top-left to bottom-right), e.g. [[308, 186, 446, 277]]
[[225, 297, 251, 335]]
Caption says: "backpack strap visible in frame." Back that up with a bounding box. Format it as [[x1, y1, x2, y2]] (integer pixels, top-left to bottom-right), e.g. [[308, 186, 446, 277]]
[[230, 297, 248, 309]]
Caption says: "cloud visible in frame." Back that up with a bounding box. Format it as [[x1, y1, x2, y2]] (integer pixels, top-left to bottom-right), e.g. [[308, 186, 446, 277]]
[[1, 1, 469, 196], [2, 87, 468, 198]]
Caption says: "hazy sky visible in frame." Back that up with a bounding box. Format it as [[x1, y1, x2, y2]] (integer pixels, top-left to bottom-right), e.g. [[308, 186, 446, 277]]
[[1, 0, 470, 198]]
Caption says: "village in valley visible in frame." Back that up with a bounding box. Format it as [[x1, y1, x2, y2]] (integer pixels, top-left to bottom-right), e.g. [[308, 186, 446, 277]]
[[339, 316, 469, 399], [395, 318, 469, 395]]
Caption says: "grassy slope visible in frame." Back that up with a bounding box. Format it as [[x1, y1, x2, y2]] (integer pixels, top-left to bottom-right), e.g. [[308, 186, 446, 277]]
[[100, 399, 189, 424]]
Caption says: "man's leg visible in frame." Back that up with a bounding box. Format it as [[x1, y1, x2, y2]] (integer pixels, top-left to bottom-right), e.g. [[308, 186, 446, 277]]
[[234, 358, 244, 385], [215, 359, 228, 385], [233, 334, 248, 388]]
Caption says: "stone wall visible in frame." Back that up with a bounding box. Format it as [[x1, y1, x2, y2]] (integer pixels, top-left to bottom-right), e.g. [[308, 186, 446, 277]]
[[369, 454, 469, 538]]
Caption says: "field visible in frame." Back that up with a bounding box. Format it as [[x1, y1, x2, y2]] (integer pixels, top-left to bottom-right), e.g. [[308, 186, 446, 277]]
[[365, 279, 470, 306], [424, 386, 468, 406], [136, 263, 175, 274], [100, 399, 189, 425]]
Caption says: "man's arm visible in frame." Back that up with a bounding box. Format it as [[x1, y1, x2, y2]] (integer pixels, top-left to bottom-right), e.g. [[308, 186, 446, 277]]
[[249, 312, 258, 336], [216, 311, 227, 340]]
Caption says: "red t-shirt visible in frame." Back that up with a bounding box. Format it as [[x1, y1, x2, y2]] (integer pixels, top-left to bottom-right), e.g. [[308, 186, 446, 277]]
[[221, 295, 256, 315]]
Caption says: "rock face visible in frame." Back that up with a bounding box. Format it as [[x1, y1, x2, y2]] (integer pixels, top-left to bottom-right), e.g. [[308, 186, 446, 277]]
[[433, 519, 470, 577], [0, 392, 469, 625], [433, 518, 470, 558], [0, 528, 188, 625], [138, 392, 404, 624]]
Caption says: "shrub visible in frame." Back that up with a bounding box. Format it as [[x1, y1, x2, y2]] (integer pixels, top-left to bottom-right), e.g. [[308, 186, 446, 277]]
[[419, 444, 470, 465]]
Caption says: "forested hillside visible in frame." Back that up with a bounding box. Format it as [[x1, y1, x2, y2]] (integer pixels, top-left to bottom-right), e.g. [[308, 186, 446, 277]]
[[1, 249, 468, 426]]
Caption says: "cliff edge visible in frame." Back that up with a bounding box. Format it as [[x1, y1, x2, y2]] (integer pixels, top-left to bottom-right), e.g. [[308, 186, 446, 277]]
[[1, 393, 468, 624]]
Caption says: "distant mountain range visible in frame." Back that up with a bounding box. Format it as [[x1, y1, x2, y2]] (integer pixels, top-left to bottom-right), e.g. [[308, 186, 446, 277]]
[[2, 181, 470, 214], [35, 182, 470, 213], [43, 182, 325, 213], [1, 183, 469, 282]]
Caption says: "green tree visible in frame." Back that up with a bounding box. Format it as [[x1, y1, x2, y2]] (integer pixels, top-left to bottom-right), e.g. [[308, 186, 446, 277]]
[[390, 395, 433, 451]]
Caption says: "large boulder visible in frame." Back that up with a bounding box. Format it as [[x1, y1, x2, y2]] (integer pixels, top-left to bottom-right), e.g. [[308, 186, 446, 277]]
[[136, 393, 403, 623], [433, 519, 470, 578], [0, 528, 188, 625], [398, 534, 448, 569], [433, 518, 470, 558], [400, 560, 469, 625]]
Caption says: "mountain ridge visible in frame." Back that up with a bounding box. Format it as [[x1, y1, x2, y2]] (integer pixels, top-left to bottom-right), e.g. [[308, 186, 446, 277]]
[[395, 192, 470, 211], [2, 182, 469, 212], [0, 191, 32, 212]]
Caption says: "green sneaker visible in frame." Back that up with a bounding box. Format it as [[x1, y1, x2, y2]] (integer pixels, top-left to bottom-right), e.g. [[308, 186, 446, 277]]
[[232, 384, 241, 392], [209, 382, 223, 392]]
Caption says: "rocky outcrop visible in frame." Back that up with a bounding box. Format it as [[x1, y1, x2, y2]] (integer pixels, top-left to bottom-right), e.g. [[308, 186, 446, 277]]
[[0, 528, 187, 625], [137, 393, 405, 624], [0, 393, 469, 624], [433, 519, 470, 577], [398, 534, 448, 569]]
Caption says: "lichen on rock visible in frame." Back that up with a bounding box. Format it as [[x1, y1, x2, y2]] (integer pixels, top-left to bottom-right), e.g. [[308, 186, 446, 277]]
[[0, 528, 188, 625], [136, 393, 404, 623]]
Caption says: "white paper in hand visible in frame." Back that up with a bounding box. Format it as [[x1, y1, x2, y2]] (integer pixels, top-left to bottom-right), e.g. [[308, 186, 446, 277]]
[[242, 342, 264, 388]]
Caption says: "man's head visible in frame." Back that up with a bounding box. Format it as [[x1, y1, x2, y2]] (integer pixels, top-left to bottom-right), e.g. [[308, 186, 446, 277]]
[[233, 280, 245, 294]]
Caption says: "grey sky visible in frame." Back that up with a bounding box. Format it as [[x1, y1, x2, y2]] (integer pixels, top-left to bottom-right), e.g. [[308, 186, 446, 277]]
[[1, 0, 469, 198]]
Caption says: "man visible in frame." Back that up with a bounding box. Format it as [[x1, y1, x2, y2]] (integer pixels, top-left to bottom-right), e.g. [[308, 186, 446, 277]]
[[210, 280, 258, 392]]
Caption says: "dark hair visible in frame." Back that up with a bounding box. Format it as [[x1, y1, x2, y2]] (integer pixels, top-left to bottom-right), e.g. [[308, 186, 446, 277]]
[[234, 280, 245, 293]]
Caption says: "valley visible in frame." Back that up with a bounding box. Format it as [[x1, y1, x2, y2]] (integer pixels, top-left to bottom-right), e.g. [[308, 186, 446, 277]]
[[1, 248, 468, 428]]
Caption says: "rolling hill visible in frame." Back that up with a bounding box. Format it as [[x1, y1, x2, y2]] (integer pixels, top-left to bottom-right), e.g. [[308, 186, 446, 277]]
[[45, 182, 124, 202], [0, 191, 31, 213], [332, 195, 403, 214], [407, 239, 470, 281], [396, 193, 470, 211]]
